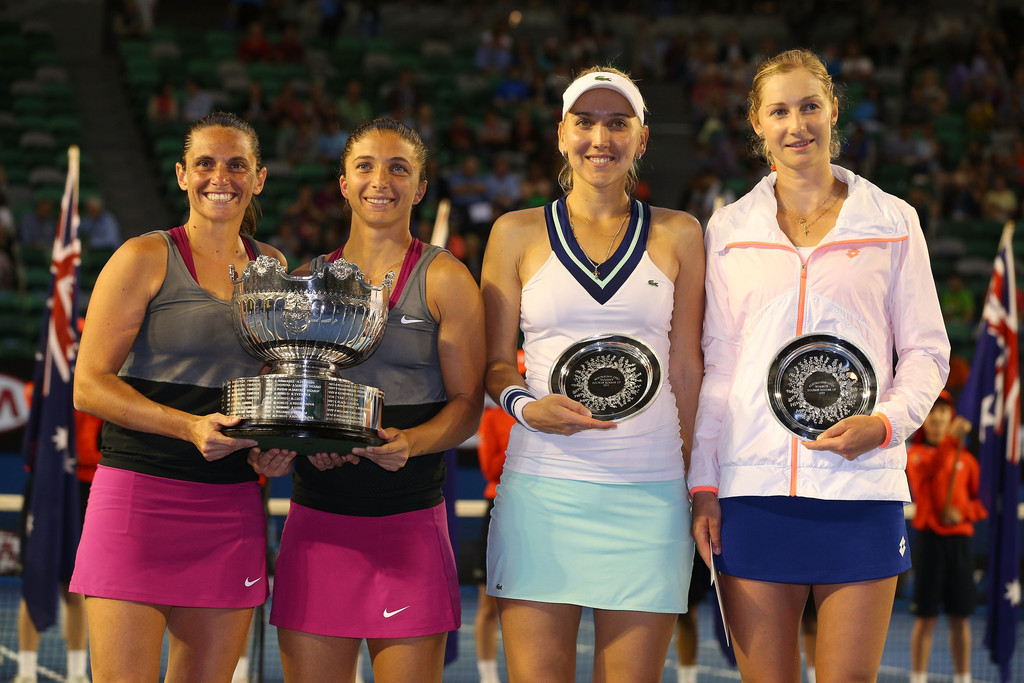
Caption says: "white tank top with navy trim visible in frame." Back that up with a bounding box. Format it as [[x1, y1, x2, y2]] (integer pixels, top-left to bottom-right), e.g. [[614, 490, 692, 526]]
[[506, 197, 685, 483]]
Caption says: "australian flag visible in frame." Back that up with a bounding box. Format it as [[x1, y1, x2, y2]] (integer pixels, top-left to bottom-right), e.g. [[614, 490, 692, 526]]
[[21, 146, 82, 631], [956, 222, 1020, 682]]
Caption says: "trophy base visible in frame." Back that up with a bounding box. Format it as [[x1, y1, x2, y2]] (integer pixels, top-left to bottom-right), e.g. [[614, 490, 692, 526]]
[[224, 421, 384, 456], [222, 374, 385, 455]]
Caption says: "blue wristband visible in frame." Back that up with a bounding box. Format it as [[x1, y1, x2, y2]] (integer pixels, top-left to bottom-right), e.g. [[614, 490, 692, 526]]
[[499, 385, 539, 432]]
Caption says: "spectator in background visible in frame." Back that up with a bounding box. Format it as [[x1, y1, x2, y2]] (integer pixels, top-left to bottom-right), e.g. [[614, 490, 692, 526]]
[[982, 174, 1019, 222], [680, 168, 736, 229], [448, 155, 490, 229], [476, 109, 512, 160], [906, 391, 986, 683], [518, 159, 555, 209], [269, 82, 307, 126], [147, 81, 179, 124], [241, 80, 268, 123], [181, 77, 214, 123], [336, 79, 373, 129], [940, 273, 976, 326], [494, 65, 531, 108], [475, 20, 514, 74], [383, 68, 420, 124], [110, 0, 146, 41], [237, 21, 273, 62], [78, 195, 122, 250], [316, 118, 350, 166], [18, 198, 56, 251], [445, 112, 476, 158], [274, 23, 305, 63], [484, 155, 521, 218]]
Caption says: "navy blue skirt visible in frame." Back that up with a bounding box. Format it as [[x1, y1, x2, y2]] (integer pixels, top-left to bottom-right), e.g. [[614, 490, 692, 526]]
[[717, 496, 911, 584]]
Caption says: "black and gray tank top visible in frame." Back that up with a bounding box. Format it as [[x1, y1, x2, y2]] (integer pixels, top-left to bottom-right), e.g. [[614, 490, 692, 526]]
[[100, 229, 265, 483], [291, 240, 450, 516]]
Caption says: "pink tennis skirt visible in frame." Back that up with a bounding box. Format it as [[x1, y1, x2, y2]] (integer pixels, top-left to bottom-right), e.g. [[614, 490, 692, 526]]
[[69, 465, 268, 608], [270, 501, 461, 639]]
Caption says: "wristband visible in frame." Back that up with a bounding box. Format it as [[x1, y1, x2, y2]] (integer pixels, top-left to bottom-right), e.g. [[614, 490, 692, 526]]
[[500, 385, 539, 432]]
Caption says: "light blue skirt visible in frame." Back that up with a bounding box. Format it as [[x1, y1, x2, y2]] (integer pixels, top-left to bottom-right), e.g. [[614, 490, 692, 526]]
[[485, 470, 693, 613]]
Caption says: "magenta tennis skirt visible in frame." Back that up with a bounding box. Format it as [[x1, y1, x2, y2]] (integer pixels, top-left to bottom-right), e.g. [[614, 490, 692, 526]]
[[270, 501, 461, 639], [69, 465, 268, 608]]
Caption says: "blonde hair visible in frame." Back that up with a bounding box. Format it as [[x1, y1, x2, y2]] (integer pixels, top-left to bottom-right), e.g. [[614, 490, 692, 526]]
[[747, 49, 843, 165], [558, 65, 647, 196]]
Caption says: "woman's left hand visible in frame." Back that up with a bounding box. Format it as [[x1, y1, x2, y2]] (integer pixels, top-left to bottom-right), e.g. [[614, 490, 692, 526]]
[[247, 447, 297, 477], [802, 414, 887, 460], [350, 427, 412, 472]]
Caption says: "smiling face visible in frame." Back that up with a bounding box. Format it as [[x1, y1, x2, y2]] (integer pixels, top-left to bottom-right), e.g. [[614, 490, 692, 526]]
[[339, 130, 427, 229], [750, 67, 838, 172], [175, 126, 266, 229], [558, 88, 648, 191]]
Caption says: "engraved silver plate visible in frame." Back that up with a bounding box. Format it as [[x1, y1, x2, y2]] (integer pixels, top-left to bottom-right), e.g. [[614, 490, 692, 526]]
[[548, 333, 662, 422], [221, 255, 390, 452], [765, 333, 878, 440]]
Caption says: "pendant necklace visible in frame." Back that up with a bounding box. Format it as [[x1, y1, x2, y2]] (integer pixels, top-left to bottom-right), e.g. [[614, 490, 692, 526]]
[[778, 181, 840, 237], [567, 204, 630, 277]]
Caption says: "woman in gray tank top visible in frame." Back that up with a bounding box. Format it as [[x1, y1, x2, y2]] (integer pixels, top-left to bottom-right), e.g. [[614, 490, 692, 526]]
[[271, 119, 485, 683], [71, 113, 295, 682]]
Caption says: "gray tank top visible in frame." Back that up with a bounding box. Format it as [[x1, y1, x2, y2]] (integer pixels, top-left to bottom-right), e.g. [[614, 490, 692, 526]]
[[118, 230, 263, 388], [341, 243, 446, 405]]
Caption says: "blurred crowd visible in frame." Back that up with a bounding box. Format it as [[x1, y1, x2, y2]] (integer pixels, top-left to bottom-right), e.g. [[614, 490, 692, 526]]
[[2, 0, 1023, 335]]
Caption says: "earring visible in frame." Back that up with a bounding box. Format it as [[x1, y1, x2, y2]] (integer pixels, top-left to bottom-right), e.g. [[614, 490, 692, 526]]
[[561, 151, 567, 160], [636, 153, 643, 160]]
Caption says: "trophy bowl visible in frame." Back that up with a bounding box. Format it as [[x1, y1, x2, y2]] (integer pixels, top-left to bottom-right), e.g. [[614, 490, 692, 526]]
[[222, 255, 389, 454], [765, 333, 878, 440]]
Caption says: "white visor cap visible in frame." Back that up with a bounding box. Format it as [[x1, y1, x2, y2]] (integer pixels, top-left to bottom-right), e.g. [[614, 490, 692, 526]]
[[561, 72, 646, 125]]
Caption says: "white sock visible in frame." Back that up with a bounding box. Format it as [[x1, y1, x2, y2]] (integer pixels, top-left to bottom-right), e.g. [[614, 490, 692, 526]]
[[354, 649, 366, 683], [67, 649, 87, 677], [953, 675, 971, 683], [806, 666, 816, 683], [478, 658, 500, 683], [18, 650, 38, 678], [677, 664, 697, 683], [232, 655, 249, 681], [910, 673, 928, 683]]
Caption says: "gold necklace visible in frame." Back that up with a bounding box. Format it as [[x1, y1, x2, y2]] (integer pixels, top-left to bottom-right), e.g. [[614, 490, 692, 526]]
[[567, 204, 630, 277], [778, 182, 840, 237]]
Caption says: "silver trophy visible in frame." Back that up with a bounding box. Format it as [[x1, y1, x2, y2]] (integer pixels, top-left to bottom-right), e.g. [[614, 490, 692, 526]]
[[548, 333, 662, 421], [222, 255, 389, 453], [765, 333, 878, 439]]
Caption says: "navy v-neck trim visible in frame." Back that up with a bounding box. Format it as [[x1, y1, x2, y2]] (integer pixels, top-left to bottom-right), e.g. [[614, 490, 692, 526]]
[[545, 197, 650, 305]]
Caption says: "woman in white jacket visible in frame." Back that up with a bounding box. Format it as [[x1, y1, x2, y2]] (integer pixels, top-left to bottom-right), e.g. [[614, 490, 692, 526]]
[[690, 49, 949, 682]]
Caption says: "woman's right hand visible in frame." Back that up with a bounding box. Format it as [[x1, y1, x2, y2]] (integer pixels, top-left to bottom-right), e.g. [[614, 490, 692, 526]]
[[189, 413, 259, 461], [521, 393, 617, 435], [691, 490, 722, 570]]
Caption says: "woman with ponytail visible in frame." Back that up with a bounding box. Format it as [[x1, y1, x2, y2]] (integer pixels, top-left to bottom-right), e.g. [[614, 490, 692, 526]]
[[70, 112, 295, 682]]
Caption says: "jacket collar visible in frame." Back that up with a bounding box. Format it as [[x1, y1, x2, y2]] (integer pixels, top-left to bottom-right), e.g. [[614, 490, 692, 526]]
[[720, 165, 909, 248]]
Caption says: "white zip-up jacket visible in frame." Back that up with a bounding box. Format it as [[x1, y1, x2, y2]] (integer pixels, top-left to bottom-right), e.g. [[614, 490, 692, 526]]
[[689, 166, 950, 502]]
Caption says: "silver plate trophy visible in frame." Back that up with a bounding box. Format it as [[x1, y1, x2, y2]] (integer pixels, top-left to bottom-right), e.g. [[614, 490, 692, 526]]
[[765, 333, 878, 440], [222, 255, 390, 454], [548, 333, 662, 422]]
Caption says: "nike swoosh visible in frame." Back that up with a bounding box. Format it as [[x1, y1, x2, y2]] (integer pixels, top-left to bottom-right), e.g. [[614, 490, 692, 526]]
[[383, 606, 410, 618], [244, 577, 262, 587], [400, 315, 427, 325]]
